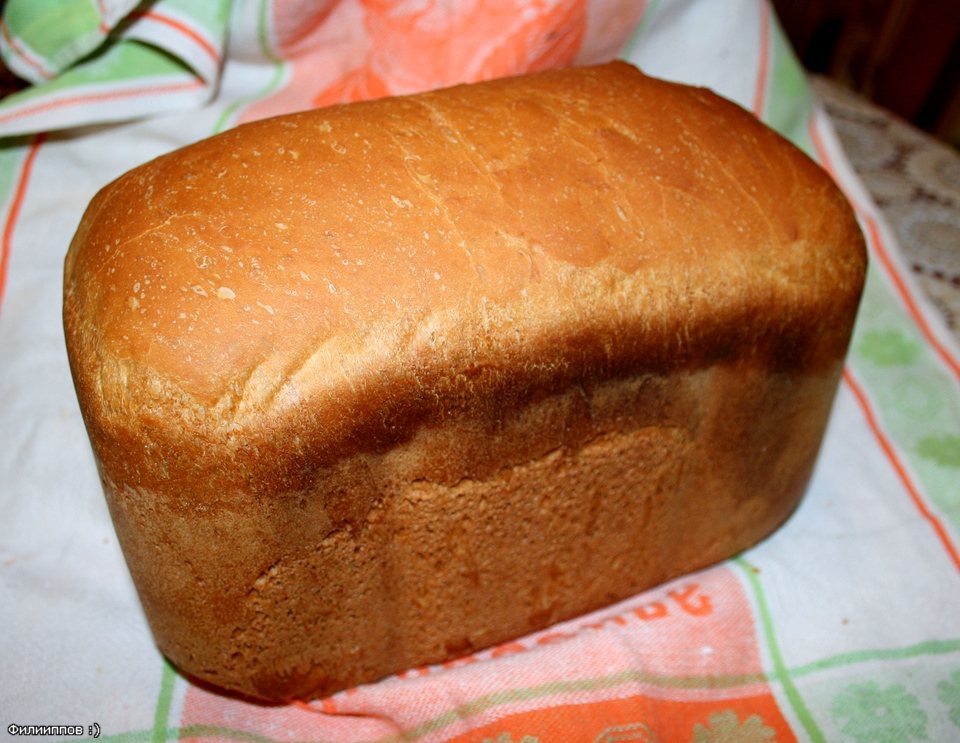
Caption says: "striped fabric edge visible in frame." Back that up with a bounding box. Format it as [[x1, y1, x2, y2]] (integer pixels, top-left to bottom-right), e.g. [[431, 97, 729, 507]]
[[2, 23, 106, 84], [0, 18, 56, 82], [0, 75, 207, 137], [0, 0, 143, 80], [0, 0, 231, 137], [0, 134, 43, 318], [122, 7, 226, 83]]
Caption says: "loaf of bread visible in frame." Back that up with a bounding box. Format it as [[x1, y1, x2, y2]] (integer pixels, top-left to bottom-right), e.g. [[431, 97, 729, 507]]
[[64, 61, 866, 701]]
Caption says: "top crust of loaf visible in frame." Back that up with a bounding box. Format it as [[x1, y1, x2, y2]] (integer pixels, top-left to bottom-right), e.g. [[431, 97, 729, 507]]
[[64, 62, 865, 497]]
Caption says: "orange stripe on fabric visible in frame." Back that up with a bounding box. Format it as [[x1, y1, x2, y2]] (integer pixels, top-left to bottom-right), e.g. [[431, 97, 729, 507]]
[[132, 11, 221, 64], [751, 0, 771, 117], [0, 79, 204, 124], [0, 20, 53, 80], [843, 368, 960, 573], [95, 0, 110, 33], [809, 113, 960, 384], [0, 133, 45, 317]]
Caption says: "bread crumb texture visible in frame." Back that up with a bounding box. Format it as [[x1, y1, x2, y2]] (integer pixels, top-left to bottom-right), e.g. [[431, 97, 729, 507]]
[[63, 62, 865, 700]]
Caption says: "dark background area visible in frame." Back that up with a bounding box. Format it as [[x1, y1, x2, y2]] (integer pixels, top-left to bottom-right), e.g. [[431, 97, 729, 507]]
[[772, 0, 960, 147]]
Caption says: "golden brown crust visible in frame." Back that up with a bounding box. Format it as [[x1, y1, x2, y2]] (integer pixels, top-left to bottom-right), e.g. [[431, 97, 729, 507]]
[[63, 62, 866, 701]]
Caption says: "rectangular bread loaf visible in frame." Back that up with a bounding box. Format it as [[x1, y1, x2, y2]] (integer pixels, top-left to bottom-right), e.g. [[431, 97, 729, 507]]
[[63, 62, 866, 701]]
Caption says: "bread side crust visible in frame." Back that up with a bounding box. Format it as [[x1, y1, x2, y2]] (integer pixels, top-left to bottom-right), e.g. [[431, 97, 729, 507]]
[[101, 356, 840, 700]]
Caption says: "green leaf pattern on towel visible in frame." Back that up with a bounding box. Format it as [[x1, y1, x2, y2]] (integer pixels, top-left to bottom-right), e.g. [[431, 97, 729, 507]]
[[917, 435, 960, 468], [690, 711, 776, 743], [850, 267, 960, 535], [938, 670, 960, 729], [831, 682, 927, 743], [858, 329, 922, 367]]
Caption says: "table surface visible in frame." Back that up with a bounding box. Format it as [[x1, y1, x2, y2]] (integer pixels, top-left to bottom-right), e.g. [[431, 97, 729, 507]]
[[813, 76, 960, 345]]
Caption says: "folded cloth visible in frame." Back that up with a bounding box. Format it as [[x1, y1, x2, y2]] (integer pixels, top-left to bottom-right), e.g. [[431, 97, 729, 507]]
[[0, 0, 648, 137], [0, 0, 230, 136], [2, 1, 959, 741]]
